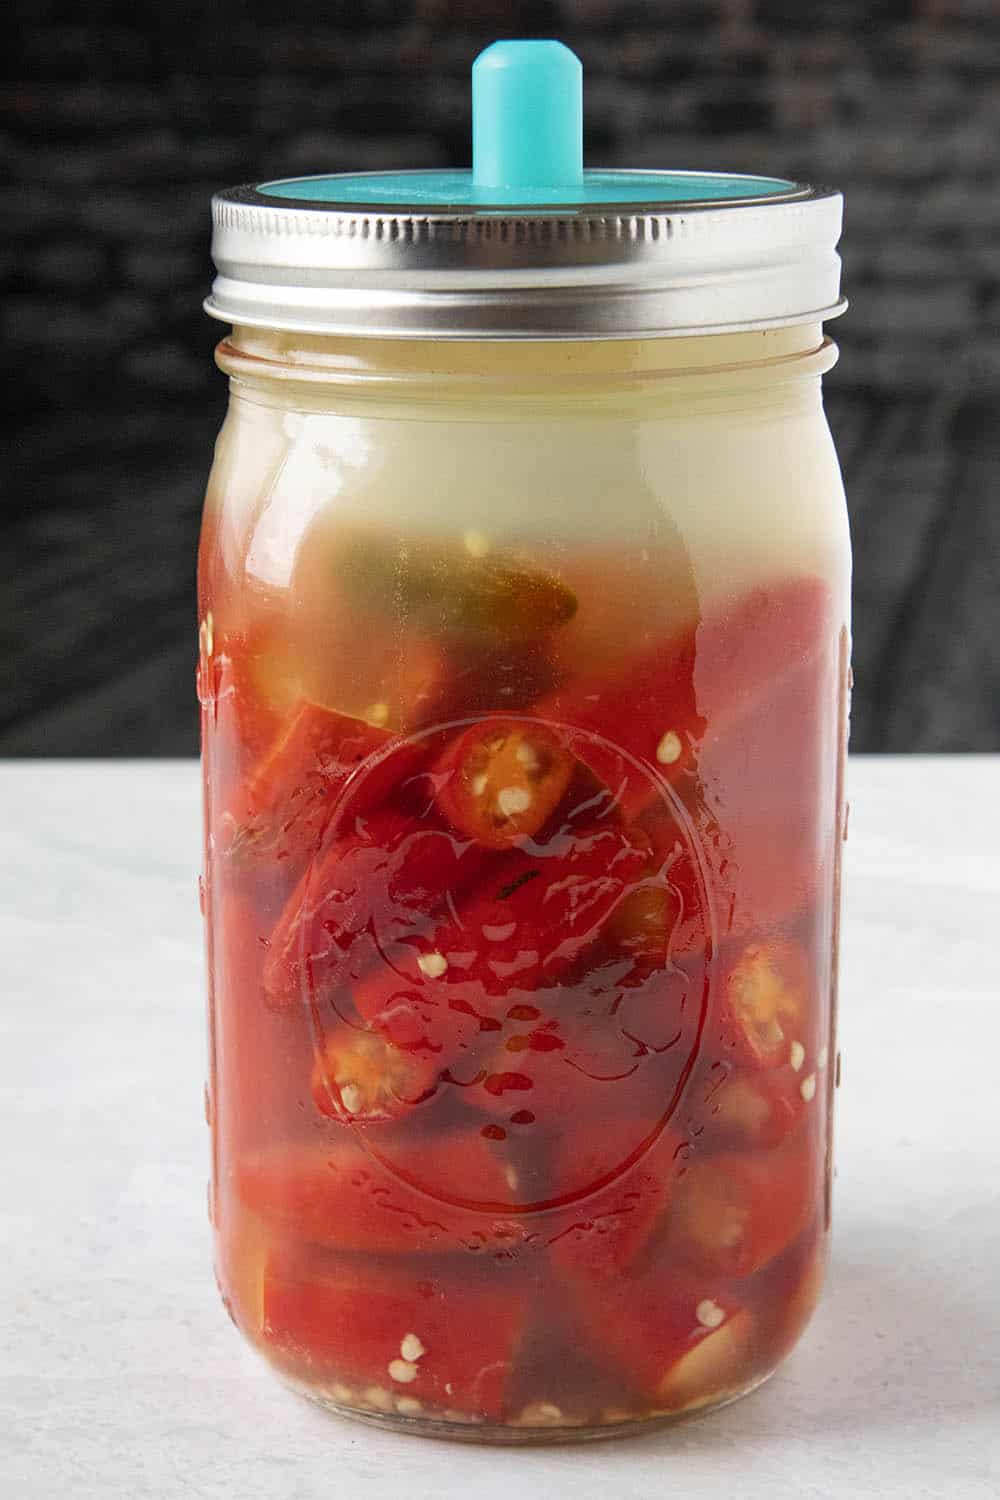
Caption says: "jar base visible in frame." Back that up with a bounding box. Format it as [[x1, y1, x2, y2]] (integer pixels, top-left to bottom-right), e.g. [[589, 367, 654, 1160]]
[[278, 1364, 779, 1445]]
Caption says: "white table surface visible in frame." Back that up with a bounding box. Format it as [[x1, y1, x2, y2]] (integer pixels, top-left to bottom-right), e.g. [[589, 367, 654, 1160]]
[[2, 757, 998, 1499]]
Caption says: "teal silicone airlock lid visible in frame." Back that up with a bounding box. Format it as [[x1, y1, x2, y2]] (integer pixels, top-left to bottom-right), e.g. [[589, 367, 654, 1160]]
[[257, 41, 792, 210], [207, 39, 845, 338]]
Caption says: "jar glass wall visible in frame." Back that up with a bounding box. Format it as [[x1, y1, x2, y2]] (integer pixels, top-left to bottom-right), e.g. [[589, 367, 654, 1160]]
[[198, 324, 850, 1439]]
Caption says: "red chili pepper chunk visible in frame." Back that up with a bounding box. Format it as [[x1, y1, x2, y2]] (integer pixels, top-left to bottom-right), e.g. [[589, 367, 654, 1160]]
[[547, 1127, 685, 1280], [223, 699, 394, 864], [310, 1026, 440, 1122], [236, 1131, 526, 1254], [722, 939, 811, 1070], [262, 1249, 530, 1420], [262, 810, 484, 1011], [434, 717, 575, 848], [351, 810, 653, 1048], [580, 1270, 756, 1412], [664, 1136, 819, 1279], [692, 1064, 806, 1150], [541, 624, 704, 822], [692, 576, 837, 935]]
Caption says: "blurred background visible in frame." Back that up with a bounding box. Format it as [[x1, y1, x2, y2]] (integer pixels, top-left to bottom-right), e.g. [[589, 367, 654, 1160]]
[[4, 0, 998, 755]]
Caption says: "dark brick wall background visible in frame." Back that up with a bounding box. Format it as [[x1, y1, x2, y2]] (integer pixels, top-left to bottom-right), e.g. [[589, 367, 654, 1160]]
[[4, 0, 999, 755]]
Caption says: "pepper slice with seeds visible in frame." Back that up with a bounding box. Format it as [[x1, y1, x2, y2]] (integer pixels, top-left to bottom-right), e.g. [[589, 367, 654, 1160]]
[[722, 939, 811, 1070], [433, 717, 575, 849], [311, 1026, 440, 1122]]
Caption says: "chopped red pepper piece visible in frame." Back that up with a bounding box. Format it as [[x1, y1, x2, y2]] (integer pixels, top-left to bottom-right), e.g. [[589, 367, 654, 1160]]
[[574, 1267, 755, 1411], [540, 621, 703, 823], [236, 1131, 533, 1254], [223, 699, 395, 865], [311, 1025, 440, 1122], [587, 809, 705, 979], [424, 640, 564, 725], [560, 814, 708, 1072], [467, 1003, 667, 1123], [546, 1127, 685, 1280], [433, 717, 575, 849], [450, 946, 705, 1209], [211, 625, 310, 762], [694, 576, 830, 730], [542, 576, 835, 936], [210, 888, 320, 1147], [664, 1134, 820, 1278], [770, 1232, 829, 1362], [721, 939, 812, 1070], [261, 1247, 530, 1419], [262, 804, 484, 1010], [631, 802, 712, 964], [349, 809, 653, 1076], [405, 804, 647, 996], [692, 576, 837, 935], [688, 1062, 806, 1150], [199, 637, 280, 820], [601, 878, 675, 983], [355, 801, 711, 1205]]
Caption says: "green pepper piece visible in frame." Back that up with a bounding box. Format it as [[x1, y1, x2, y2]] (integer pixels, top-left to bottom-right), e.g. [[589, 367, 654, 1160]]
[[339, 531, 578, 646]]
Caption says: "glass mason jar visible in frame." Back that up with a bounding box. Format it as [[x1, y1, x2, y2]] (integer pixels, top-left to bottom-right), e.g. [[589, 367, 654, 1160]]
[[198, 43, 850, 1442]]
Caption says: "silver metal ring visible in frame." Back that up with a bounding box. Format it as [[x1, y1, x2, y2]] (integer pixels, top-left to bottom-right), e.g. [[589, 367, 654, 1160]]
[[206, 175, 845, 340]]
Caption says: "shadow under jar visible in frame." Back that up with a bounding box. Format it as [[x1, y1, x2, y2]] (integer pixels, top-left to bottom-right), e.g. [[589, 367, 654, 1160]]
[[197, 42, 851, 1444]]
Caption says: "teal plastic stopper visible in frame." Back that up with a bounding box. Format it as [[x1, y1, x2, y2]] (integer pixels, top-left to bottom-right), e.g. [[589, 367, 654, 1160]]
[[472, 40, 583, 202], [256, 37, 796, 208]]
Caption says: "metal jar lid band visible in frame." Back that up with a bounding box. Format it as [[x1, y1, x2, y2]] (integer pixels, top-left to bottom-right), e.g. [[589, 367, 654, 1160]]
[[206, 176, 845, 341]]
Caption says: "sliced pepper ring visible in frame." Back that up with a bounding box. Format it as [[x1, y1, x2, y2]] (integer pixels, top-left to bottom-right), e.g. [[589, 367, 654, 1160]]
[[433, 717, 575, 849], [311, 1026, 440, 1122]]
